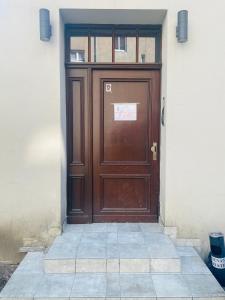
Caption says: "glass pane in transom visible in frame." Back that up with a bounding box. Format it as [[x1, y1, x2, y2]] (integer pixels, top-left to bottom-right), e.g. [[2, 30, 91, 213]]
[[114, 36, 136, 63], [91, 36, 112, 62], [70, 36, 88, 63], [138, 37, 156, 63]]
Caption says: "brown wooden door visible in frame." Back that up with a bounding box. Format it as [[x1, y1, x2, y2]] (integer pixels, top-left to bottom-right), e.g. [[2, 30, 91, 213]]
[[93, 70, 160, 222]]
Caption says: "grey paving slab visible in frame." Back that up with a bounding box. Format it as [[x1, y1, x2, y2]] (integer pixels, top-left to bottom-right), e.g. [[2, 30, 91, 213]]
[[120, 273, 156, 298], [76, 259, 106, 272], [107, 259, 119, 272], [146, 233, 179, 259], [150, 258, 181, 273], [176, 246, 199, 257], [152, 274, 191, 298], [45, 240, 76, 259], [149, 244, 179, 259], [80, 232, 107, 245], [181, 256, 211, 274], [71, 298, 106, 300], [107, 243, 119, 258], [0, 273, 42, 299], [183, 274, 225, 298], [54, 231, 82, 244], [70, 273, 106, 297], [118, 223, 141, 232], [63, 224, 85, 233], [34, 274, 74, 298], [35, 297, 70, 300], [154, 298, 191, 300], [83, 223, 108, 232], [106, 273, 120, 297], [71, 298, 105, 300], [118, 232, 145, 244], [107, 233, 118, 244], [76, 243, 106, 258], [106, 223, 118, 232], [119, 298, 156, 300], [143, 232, 171, 243], [44, 258, 75, 273], [140, 223, 163, 233], [119, 243, 150, 258], [120, 259, 150, 272], [15, 252, 44, 274]]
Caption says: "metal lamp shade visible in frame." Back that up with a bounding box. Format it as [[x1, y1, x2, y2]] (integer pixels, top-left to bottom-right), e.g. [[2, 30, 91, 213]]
[[176, 10, 188, 43], [39, 8, 51, 41]]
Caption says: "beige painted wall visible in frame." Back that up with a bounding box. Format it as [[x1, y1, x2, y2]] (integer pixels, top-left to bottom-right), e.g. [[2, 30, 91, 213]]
[[0, 0, 63, 262], [163, 2, 225, 256], [0, 0, 225, 262]]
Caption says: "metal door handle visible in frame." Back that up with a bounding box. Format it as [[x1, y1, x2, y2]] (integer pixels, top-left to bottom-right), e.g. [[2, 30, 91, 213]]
[[151, 142, 157, 161]]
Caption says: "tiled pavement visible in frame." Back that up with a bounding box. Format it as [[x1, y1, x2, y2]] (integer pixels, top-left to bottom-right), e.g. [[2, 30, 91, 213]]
[[0, 223, 225, 300], [44, 223, 180, 273]]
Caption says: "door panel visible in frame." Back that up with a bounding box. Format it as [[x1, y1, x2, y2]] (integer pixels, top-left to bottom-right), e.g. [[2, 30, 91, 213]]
[[93, 70, 160, 222], [102, 81, 149, 163], [67, 69, 92, 223], [100, 175, 150, 210]]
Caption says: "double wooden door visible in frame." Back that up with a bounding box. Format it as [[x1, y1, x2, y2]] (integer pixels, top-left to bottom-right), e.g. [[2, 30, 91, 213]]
[[67, 68, 160, 223]]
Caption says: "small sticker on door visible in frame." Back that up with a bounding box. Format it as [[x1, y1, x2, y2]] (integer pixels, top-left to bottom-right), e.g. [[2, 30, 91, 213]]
[[105, 83, 112, 93]]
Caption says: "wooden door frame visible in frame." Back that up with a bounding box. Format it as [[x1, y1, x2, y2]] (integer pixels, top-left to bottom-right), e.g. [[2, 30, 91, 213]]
[[66, 63, 161, 223]]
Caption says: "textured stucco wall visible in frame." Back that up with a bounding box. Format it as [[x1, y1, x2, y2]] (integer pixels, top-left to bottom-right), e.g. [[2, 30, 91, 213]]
[[0, 0, 225, 262], [162, 3, 225, 256], [0, 1, 63, 262]]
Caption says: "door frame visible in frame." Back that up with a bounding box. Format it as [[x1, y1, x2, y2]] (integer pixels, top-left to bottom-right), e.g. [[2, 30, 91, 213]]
[[66, 63, 161, 223]]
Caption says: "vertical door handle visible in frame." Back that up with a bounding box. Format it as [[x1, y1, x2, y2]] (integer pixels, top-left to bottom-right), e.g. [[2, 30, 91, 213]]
[[151, 142, 157, 161]]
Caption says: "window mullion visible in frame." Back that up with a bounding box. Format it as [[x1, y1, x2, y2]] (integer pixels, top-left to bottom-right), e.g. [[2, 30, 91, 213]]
[[88, 35, 91, 62], [112, 32, 115, 63], [136, 35, 139, 63]]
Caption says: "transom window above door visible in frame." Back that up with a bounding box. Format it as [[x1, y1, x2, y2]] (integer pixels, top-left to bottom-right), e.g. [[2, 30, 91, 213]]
[[65, 25, 161, 64]]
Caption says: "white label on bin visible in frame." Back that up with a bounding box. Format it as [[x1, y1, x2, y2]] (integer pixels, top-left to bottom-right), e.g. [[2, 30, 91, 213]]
[[211, 256, 225, 269]]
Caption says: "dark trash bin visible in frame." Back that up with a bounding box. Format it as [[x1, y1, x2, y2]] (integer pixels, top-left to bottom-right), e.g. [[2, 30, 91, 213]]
[[208, 232, 225, 286]]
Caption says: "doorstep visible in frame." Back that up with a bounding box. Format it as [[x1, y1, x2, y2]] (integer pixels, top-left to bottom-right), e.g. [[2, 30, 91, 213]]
[[44, 223, 180, 273]]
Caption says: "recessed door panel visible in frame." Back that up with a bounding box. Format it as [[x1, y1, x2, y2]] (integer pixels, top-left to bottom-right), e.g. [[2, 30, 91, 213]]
[[102, 81, 150, 163], [71, 79, 85, 165], [100, 175, 150, 211]]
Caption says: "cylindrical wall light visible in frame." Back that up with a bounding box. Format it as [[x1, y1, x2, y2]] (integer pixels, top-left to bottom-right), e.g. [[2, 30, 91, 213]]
[[39, 8, 52, 41], [176, 10, 188, 43]]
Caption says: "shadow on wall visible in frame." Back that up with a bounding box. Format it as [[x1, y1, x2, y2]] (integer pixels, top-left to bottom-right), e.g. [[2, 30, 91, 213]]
[[0, 218, 60, 264], [0, 226, 25, 263], [0, 126, 64, 263]]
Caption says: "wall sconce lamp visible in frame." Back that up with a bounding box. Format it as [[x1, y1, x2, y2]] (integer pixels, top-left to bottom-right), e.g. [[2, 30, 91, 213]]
[[39, 8, 52, 41], [176, 10, 188, 43]]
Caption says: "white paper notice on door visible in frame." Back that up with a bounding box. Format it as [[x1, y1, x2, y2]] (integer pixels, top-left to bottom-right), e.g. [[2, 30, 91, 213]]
[[113, 103, 138, 121]]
